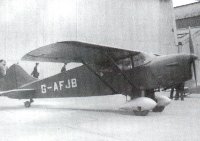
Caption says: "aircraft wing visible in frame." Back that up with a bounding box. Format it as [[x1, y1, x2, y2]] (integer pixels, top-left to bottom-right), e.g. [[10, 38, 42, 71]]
[[0, 89, 35, 99], [21, 41, 141, 65]]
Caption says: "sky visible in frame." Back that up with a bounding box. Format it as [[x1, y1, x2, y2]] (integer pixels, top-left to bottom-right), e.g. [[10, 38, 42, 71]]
[[0, 0, 198, 78]]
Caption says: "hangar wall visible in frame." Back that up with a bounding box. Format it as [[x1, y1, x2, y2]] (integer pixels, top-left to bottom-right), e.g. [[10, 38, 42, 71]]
[[39, 0, 179, 77], [75, 0, 177, 55]]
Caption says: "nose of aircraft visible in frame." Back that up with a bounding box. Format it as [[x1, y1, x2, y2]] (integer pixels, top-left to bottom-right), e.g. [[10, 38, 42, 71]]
[[177, 54, 198, 86], [178, 54, 198, 62], [189, 54, 198, 61]]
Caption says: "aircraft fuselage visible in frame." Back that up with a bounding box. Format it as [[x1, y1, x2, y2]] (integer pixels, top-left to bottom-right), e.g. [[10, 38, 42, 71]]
[[17, 54, 194, 99]]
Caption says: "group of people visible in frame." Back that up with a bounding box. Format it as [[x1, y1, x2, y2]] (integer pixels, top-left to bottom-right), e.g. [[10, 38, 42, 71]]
[[169, 83, 185, 101], [31, 63, 67, 78]]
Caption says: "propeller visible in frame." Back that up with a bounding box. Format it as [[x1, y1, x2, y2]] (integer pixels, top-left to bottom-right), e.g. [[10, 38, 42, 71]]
[[192, 61, 197, 86], [188, 27, 198, 87]]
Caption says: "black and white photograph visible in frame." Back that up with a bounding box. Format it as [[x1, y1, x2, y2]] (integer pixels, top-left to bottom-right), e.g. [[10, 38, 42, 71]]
[[0, 0, 200, 140]]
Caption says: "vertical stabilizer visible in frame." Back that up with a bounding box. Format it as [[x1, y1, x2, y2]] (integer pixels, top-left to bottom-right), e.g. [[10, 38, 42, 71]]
[[3, 64, 36, 90]]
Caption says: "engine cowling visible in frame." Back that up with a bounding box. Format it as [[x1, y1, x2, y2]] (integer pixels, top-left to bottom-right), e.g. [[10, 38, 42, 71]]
[[120, 97, 157, 112], [0, 60, 7, 79]]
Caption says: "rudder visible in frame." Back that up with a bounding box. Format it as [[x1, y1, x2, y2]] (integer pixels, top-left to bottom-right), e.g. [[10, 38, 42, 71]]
[[2, 64, 36, 90]]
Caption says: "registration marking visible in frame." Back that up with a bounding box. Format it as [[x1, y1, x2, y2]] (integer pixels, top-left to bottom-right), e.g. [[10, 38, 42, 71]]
[[41, 78, 78, 94]]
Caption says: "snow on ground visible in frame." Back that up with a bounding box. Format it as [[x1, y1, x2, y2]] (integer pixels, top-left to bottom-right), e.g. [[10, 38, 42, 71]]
[[0, 92, 200, 141]]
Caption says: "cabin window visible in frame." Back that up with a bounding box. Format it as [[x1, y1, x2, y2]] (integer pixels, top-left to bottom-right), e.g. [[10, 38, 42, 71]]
[[116, 54, 147, 70], [99, 53, 152, 72], [132, 53, 146, 67], [117, 58, 132, 70]]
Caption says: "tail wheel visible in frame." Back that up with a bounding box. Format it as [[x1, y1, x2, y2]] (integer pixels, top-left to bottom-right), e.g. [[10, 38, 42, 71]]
[[133, 110, 149, 116], [24, 101, 31, 108]]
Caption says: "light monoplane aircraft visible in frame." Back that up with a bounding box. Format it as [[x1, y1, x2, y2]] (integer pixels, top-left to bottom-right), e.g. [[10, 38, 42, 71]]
[[0, 29, 197, 116]]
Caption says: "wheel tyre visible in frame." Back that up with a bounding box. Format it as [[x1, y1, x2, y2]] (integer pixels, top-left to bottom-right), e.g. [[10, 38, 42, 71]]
[[133, 110, 149, 116], [152, 106, 165, 112], [24, 101, 31, 108]]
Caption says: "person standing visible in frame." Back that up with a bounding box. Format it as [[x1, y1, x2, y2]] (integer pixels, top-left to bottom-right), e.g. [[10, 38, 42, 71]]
[[170, 88, 174, 99], [31, 63, 39, 78], [174, 83, 184, 101], [0, 60, 7, 78], [61, 63, 67, 73]]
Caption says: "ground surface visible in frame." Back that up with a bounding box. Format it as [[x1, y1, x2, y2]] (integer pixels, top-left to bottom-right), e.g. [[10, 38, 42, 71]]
[[0, 92, 199, 141]]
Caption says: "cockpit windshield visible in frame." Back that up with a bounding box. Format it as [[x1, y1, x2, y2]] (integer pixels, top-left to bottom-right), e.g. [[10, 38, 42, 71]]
[[116, 53, 152, 70]]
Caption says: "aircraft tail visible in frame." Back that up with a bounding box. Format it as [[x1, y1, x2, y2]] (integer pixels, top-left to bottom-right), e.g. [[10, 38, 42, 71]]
[[1, 64, 36, 91]]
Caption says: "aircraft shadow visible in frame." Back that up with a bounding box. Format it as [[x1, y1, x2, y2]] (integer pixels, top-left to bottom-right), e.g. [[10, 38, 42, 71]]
[[32, 105, 136, 116], [58, 108, 135, 116], [0, 104, 152, 116], [0, 105, 26, 111]]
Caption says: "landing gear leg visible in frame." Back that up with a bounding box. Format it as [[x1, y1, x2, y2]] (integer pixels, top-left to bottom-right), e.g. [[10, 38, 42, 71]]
[[129, 88, 142, 100], [30, 98, 34, 103], [145, 89, 156, 101], [24, 99, 34, 108]]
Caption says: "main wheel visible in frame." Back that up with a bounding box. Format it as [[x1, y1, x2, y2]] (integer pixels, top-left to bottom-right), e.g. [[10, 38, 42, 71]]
[[133, 110, 149, 116], [24, 101, 31, 108], [152, 106, 165, 112]]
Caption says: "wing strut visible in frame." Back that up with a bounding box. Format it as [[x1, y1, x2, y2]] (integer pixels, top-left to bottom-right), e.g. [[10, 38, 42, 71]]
[[81, 60, 119, 94]]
